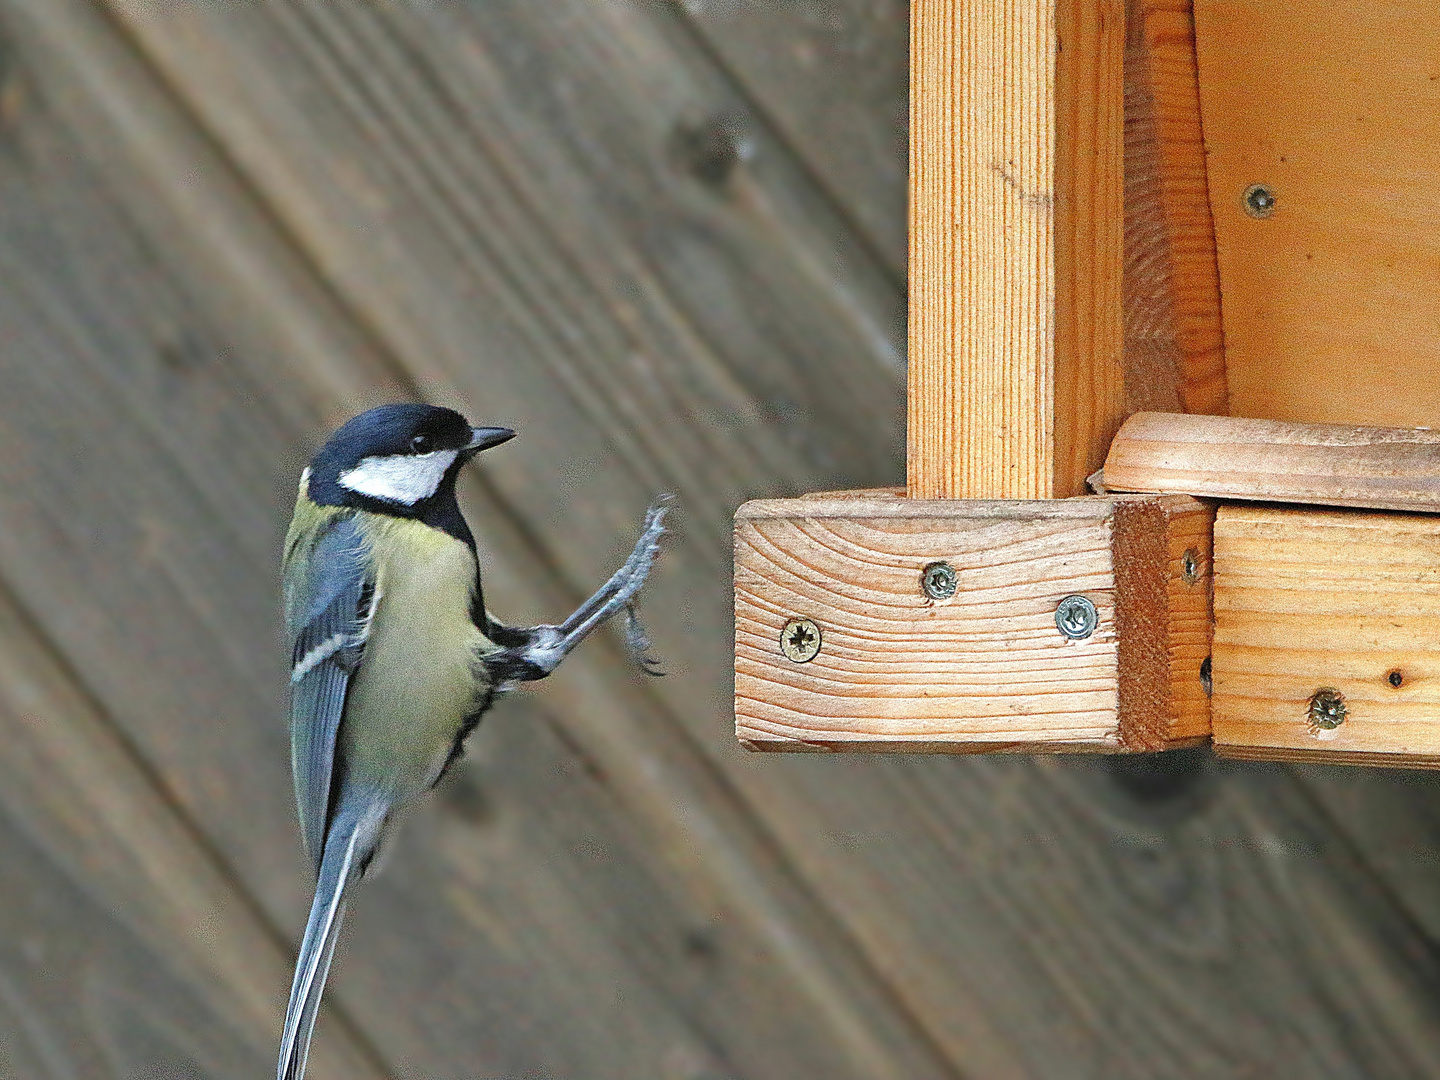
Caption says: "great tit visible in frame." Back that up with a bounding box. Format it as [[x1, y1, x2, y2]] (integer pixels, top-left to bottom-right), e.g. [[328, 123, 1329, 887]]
[[277, 403, 669, 1080]]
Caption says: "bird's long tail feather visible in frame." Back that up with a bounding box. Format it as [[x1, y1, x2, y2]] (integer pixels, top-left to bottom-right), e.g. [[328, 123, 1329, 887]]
[[277, 803, 374, 1080]]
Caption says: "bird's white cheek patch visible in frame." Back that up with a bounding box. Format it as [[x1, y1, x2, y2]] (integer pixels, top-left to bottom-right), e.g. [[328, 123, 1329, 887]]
[[338, 450, 459, 505]]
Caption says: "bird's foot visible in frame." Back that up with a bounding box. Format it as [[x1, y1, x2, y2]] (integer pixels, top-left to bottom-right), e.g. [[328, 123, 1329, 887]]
[[507, 495, 673, 678]]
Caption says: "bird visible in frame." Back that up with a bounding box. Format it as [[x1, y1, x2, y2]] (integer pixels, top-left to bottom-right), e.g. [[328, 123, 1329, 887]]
[[276, 402, 669, 1080]]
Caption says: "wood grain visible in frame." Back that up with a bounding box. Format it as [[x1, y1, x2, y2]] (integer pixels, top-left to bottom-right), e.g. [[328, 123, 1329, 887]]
[[1105, 411, 1440, 511], [0, 581, 386, 1080], [1193, 0, 1440, 427], [1213, 505, 1440, 765], [736, 494, 1211, 751], [908, 0, 1125, 499], [676, 0, 909, 278], [1123, 0, 1227, 416], [0, 3, 951, 1077], [15, 0, 1440, 1076]]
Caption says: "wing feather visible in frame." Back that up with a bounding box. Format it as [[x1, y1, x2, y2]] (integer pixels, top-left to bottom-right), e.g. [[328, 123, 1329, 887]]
[[284, 514, 375, 869]]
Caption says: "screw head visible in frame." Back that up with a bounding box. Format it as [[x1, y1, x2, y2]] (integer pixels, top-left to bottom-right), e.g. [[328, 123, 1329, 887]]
[[1243, 183, 1276, 218], [1055, 595, 1099, 640], [1181, 548, 1201, 585], [921, 561, 958, 600], [780, 618, 821, 663], [1308, 687, 1347, 730]]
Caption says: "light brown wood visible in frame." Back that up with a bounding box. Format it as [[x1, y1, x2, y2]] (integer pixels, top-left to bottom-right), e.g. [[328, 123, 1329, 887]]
[[1104, 411, 1440, 511], [736, 494, 1212, 751], [1123, 0, 1227, 416], [1213, 505, 1440, 765], [908, 0, 1125, 499], [26, 0, 1440, 1074], [2, 3, 946, 1077], [1193, 0, 1440, 428]]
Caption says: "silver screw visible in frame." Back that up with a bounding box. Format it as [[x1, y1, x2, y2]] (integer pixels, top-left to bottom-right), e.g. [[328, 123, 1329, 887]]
[[1181, 548, 1201, 585], [1055, 596, 1098, 640], [1308, 687, 1347, 729], [921, 561, 958, 600], [1243, 183, 1276, 218], [780, 618, 821, 663]]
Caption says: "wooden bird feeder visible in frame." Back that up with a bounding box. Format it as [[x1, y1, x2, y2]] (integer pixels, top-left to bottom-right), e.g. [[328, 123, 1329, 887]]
[[734, 0, 1440, 767]]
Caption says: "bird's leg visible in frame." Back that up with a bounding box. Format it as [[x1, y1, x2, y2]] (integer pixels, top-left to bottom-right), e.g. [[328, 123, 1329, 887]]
[[491, 496, 671, 680]]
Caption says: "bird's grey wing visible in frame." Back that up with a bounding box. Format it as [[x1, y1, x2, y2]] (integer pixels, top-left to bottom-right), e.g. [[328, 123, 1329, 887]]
[[286, 515, 376, 871]]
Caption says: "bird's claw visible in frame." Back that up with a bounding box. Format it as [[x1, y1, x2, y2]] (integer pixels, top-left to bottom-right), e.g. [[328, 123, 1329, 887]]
[[623, 603, 665, 677], [509, 495, 674, 679]]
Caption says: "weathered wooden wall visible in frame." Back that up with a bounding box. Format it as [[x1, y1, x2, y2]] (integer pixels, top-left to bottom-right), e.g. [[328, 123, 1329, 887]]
[[1, 1, 1440, 1077]]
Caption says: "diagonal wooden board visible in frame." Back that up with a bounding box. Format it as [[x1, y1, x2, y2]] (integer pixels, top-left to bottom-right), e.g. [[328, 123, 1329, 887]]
[[4, 0, 1440, 1075], [0, 2, 947, 1077], [0, 581, 387, 1079]]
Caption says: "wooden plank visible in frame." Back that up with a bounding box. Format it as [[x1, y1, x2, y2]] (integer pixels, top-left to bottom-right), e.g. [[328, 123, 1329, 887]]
[[0, 2, 956, 1077], [746, 748, 1440, 1076], [0, 792, 259, 1079], [1123, 0, 1227, 415], [1105, 411, 1440, 511], [105, 0, 907, 560], [1192, 0, 1440, 427], [909, 0, 1125, 499], [677, 0, 909, 278], [0, 581, 386, 1080], [736, 494, 1212, 751], [1213, 505, 1440, 765], [27, 2, 1440, 1077]]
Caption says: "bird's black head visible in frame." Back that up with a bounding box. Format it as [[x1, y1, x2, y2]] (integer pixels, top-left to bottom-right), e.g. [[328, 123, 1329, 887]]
[[304, 404, 515, 539]]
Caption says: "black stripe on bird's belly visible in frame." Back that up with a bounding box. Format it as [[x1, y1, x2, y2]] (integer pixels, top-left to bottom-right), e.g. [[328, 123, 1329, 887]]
[[482, 650, 549, 684], [430, 687, 498, 789]]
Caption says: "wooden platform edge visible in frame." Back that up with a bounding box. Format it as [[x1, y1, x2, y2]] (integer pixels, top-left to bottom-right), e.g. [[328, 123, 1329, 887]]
[[735, 493, 1212, 754], [1213, 504, 1440, 767], [1114, 495, 1215, 749], [1104, 411, 1440, 512]]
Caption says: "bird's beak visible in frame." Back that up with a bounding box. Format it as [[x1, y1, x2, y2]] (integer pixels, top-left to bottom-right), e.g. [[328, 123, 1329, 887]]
[[465, 426, 517, 454]]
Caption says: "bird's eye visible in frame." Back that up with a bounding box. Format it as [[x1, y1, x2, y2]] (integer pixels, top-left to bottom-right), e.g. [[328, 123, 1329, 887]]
[[410, 433, 433, 454]]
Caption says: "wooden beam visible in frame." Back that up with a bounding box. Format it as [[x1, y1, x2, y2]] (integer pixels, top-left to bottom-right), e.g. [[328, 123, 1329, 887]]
[[1124, 0, 1228, 415], [909, 0, 1125, 499], [1104, 411, 1440, 511], [735, 492, 1212, 751], [1213, 505, 1440, 766]]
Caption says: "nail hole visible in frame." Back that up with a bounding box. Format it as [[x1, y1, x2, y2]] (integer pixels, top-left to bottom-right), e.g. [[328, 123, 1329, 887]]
[[1243, 183, 1276, 218], [921, 561, 958, 600], [780, 618, 821, 663], [1199, 656, 1213, 697], [1308, 687, 1347, 730], [1389, 669, 1404, 688], [1180, 548, 1201, 585]]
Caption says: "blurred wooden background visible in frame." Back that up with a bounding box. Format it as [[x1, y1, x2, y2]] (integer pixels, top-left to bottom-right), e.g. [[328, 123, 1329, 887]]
[[2, 1, 1440, 1077]]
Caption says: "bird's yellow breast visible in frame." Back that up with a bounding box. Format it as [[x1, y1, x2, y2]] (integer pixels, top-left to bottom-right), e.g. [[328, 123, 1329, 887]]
[[341, 513, 498, 800]]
